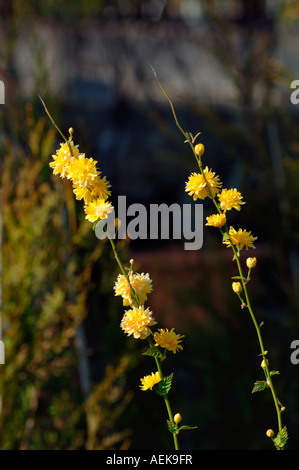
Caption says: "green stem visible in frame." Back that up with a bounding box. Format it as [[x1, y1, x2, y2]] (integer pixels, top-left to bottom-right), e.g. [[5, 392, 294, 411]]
[[41, 94, 180, 450], [147, 336, 180, 450], [150, 71, 284, 447], [108, 234, 179, 450], [230, 244, 283, 437], [39, 94, 74, 157]]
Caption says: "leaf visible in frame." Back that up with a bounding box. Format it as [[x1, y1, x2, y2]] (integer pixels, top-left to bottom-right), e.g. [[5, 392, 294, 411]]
[[142, 346, 165, 360], [270, 370, 280, 376], [155, 373, 173, 396], [252, 380, 268, 393], [273, 426, 288, 450], [167, 420, 177, 434], [167, 421, 198, 436], [222, 233, 230, 242], [177, 425, 198, 432]]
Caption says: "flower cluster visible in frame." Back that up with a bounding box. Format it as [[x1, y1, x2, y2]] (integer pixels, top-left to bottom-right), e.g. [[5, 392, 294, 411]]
[[49, 130, 185, 394], [185, 142, 258, 303], [49, 131, 113, 224], [185, 145, 257, 254], [114, 265, 185, 391]]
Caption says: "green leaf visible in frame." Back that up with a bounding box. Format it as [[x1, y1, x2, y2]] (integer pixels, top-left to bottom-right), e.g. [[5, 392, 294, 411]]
[[222, 232, 230, 242], [142, 346, 165, 360], [270, 370, 280, 376], [155, 373, 173, 396], [193, 132, 201, 139], [177, 425, 198, 432], [167, 420, 177, 435], [273, 426, 288, 450], [167, 421, 198, 436], [231, 276, 246, 281], [252, 380, 268, 393]]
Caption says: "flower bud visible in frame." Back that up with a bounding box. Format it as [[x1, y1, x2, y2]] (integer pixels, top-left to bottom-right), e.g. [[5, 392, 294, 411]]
[[232, 282, 242, 294], [261, 358, 269, 369], [114, 218, 121, 230], [266, 429, 274, 438], [68, 127, 74, 135], [246, 257, 257, 269], [174, 413, 182, 424], [194, 143, 205, 158]]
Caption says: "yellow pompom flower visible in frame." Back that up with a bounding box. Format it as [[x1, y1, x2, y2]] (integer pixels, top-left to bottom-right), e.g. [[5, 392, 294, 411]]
[[154, 328, 184, 354], [84, 199, 114, 223], [73, 176, 111, 204], [114, 272, 153, 306], [224, 226, 257, 250], [218, 188, 245, 212], [67, 154, 99, 187], [140, 371, 161, 391], [49, 140, 80, 178], [185, 167, 222, 200], [206, 213, 227, 228], [120, 305, 157, 339]]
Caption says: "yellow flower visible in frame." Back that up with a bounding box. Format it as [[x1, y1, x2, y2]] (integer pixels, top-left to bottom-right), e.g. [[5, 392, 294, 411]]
[[73, 176, 111, 204], [49, 140, 80, 178], [84, 199, 114, 223], [206, 213, 226, 228], [246, 257, 257, 269], [114, 272, 153, 306], [185, 167, 222, 201], [140, 371, 161, 391], [224, 226, 257, 250], [154, 328, 184, 354], [218, 188, 245, 212], [232, 282, 242, 294], [67, 154, 99, 187], [120, 305, 157, 339]]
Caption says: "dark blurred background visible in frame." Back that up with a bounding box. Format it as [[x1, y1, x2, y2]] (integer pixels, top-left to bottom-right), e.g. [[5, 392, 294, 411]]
[[0, 0, 299, 450]]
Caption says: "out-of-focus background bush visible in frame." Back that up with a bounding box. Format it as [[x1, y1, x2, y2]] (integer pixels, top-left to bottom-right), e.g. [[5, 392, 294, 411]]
[[0, 0, 299, 450]]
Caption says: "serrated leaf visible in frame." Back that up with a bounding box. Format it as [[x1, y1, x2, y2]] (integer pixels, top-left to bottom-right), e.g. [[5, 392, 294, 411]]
[[142, 346, 165, 359], [252, 380, 268, 393], [273, 426, 288, 449], [167, 420, 177, 434], [155, 373, 173, 396]]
